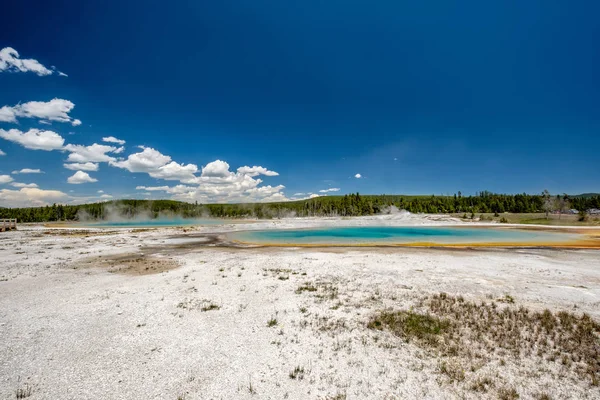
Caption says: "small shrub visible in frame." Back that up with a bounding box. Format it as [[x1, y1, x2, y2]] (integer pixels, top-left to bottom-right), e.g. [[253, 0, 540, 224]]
[[267, 317, 278, 327], [500, 217, 509, 223], [15, 384, 32, 399], [470, 376, 493, 392], [289, 365, 305, 380], [497, 294, 515, 304], [439, 360, 465, 382], [498, 386, 519, 400], [201, 302, 220, 312], [295, 283, 317, 294]]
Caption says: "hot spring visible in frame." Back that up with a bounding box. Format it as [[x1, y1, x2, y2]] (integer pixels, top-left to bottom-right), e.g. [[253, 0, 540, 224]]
[[229, 226, 590, 247]]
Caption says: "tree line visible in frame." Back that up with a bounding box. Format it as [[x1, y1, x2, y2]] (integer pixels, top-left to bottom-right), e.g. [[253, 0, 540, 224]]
[[1, 192, 599, 223]]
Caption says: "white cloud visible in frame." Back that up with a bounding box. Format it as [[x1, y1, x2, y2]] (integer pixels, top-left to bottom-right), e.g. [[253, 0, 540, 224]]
[[100, 194, 112, 199], [102, 136, 126, 145], [0, 106, 17, 123], [0, 98, 81, 126], [319, 188, 340, 193], [0, 187, 68, 207], [12, 168, 43, 174], [97, 190, 104, 193], [0, 128, 65, 151], [354, 173, 362, 179], [236, 165, 279, 177], [309, 194, 321, 199], [63, 162, 99, 171], [113, 147, 288, 203], [67, 171, 98, 184], [10, 182, 38, 188], [65, 143, 120, 163], [201, 160, 231, 178], [0, 149, 5, 156], [147, 161, 198, 181], [293, 193, 306, 196], [110, 146, 171, 172], [0, 175, 14, 184], [0, 47, 55, 76]]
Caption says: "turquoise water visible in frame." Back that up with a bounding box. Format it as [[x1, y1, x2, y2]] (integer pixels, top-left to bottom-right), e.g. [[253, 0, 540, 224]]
[[231, 226, 580, 245], [87, 218, 225, 228]]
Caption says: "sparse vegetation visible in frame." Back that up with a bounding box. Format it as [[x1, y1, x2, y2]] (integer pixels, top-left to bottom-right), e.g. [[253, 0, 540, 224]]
[[267, 317, 278, 327], [323, 392, 346, 400], [368, 293, 600, 385], [177, 299, 220, 312]]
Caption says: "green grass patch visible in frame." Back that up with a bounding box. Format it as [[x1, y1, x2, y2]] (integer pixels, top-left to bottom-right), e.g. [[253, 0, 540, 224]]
[[367, 310, 450, 342]]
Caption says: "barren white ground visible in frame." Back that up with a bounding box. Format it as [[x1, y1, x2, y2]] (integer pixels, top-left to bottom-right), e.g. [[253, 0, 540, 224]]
[[1, 216, 599, 399]]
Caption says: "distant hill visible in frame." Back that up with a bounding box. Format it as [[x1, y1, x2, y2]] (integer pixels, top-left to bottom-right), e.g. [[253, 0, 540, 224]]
[[572, 193, 600, 198]]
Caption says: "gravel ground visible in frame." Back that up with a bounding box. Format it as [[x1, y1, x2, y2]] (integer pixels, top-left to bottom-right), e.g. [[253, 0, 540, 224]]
[[1, 220, 599, 399]]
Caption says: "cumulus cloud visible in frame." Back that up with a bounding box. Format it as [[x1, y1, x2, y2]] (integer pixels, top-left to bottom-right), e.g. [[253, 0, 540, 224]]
[[100, 194, 113, 199], [110, 147, 198, 181], [97, 190, 104, 193], [201, 160, 231, 178], [102, 136, 126, 145], [309, 194, 321, 198], [149, 161, 198, 181], [182, 161, 288, 203], [0, 128, 65, 151], [0, 47, 59, 76], [319, 188, 340, 193], [0, 187, 68, 207], [65, 143, 120, 163], [236, 165, 279, 177], [0, 98, 81, 126], [11, 182, 38, 188], [12, 168, 43, 174], [63, 162, 99, 171], [110, 146, 171, 172], [0, 175, 14, 184], [0, 149, 5, 156], [67, 171, 98, 184], [354, 173, 362, 179], [113, 148, 288, 203]]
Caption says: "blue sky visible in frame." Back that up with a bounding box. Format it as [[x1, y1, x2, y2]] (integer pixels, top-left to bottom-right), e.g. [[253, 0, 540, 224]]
[[1, 1, 599, 207]]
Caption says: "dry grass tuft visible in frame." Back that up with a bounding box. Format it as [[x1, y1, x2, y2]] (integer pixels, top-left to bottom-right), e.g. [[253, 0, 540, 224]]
[[15, 383, 32, 399]]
